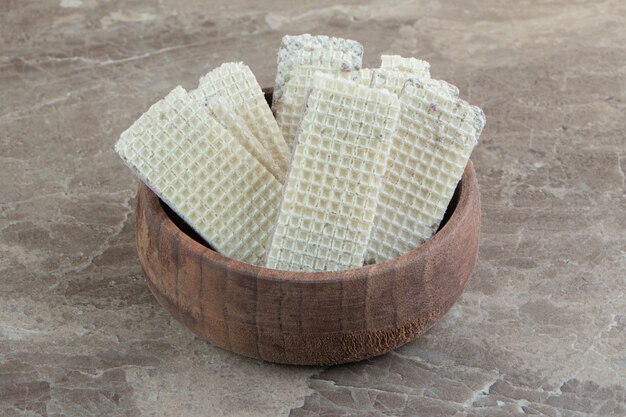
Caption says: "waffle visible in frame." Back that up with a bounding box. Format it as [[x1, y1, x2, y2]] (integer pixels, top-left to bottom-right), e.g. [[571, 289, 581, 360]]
[[356, 68, 374, 86], [115, 86, 282, 265], [380, 54, 431, 79], [273, 34, 363, 114], [192, 62, 290, 175], [266, 73, 401, 272], [427, 78, 460, 99], [274, 65, 368, 148], [370, 67, 431, 95], [365, 79, 485, 263], [203, 94, 284, 183], [337, 68, 374, 85]]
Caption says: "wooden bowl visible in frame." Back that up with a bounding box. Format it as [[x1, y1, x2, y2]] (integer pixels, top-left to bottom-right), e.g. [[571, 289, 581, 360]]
[[134, 154, 480, 365]]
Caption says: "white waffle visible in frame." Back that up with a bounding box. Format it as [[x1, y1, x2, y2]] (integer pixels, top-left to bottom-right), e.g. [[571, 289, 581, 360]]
[[192, 62, 290, 176], [273, 34, 363, 112], [367, 55, 431, 95], [365, 79, 485, 263], [275, 66, 376, 148], [274, 65, 321, 149], [355, 68, 374, 86], [115, 86, 282, 265], [275, 66, 356, 147], [266, 73, 401, 272], [425, 78, 460, 99], [203, 94, 285, 183], [380, 55, 431, 79], [370, 66, 431, 95], [336, 68, 374, 85]]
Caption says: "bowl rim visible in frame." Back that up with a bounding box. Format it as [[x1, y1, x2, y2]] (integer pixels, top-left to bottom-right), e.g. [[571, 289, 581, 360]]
[[139, 160, 477, 284]]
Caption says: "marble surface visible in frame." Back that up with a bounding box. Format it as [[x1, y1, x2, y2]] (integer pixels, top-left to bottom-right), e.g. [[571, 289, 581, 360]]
[[1, 0, 625, 415]]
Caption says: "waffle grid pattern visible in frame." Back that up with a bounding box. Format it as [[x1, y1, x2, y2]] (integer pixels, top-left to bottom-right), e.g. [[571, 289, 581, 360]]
[[273, 47, 364, 148], [380, 55, 431, 79], [371, 68, 431, 95], [427, 79, 460, 99], [266, 73, 400, 272], [274, 34, 363, 107], [366, 79, 485, 263], [356, 68, 374, 86], [115, 86, 282, 265], [193, 62, 290, 175], [204, 94, 284, 183], [275, 66, 375, 148]]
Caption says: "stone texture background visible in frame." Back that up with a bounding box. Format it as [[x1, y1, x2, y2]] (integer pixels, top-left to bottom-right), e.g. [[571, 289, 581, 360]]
[[1, 0, 625, 416]]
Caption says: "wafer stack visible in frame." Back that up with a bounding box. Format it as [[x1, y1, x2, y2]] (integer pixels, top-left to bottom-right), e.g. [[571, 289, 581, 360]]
[[380, 54, 431, 77], [192, 62, 291, 176], [265, 72, 400, 272], [355, 68, 374, 86], [273, 34, 364, 147], [115, 33, 486, 272], [273, 34, 364, 105], [365, 79, 485, 263], [203, 94, 284, 183], [274, 65, 371, 147], [115, 86, 282, 265], [366, 55, 431, 95]]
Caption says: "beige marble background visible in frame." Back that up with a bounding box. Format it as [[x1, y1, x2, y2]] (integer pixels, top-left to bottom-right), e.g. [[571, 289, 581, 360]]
[[1, 0, 625, 416]]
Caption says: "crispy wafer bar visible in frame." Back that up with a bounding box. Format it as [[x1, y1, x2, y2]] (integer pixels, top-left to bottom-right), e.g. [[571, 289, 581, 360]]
[[370, 66, 431, 95], [273, 34, 363, 110], [274, 66, 372, 149], [355, 68, 374, 86], [365, 79, 485, 263], [372, 68, 460, 98], [266, 73, 400, 272], [203, 94, 285, 183], [275, 65, 367, 147], [428, 79, 460, 99], [336, 68, 374, 85], [274, 65, 322, 148], [192, 62, 290, 175], [368, 55, 431, 94], [380, 54, 431, 79], [115, 86, 282, 265]]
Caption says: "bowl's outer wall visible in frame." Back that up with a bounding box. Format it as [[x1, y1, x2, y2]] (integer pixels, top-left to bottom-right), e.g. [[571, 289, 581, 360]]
[[135, 158, 480, 366]]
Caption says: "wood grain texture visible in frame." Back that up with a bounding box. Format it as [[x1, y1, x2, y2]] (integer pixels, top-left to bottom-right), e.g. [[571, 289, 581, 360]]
[[134, 90, 481, 365]]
